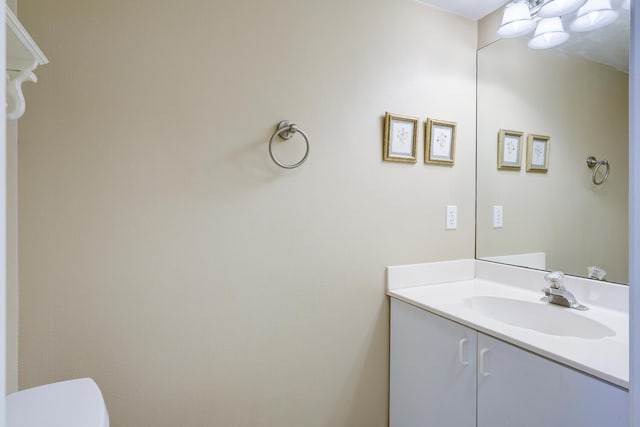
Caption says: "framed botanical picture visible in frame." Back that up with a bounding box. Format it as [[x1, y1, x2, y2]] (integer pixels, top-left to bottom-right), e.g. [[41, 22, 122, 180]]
[[425, 118, 456, 165], [383, 112, 418, 163], [497, 129, 523, 170], [526, 134, 550, 173]]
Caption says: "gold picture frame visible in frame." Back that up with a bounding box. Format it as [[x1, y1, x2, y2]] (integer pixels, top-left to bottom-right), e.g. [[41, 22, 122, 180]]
[[526, 134, 550, 173], [425, 118, 456, 166], [383, 112, 418, 163], [497, 129, 524, 170]]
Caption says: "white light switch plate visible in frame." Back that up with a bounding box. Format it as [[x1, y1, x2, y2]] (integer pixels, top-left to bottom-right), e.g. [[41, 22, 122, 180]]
[[446, 205, 457, 230], [493, 205, 503, 228]]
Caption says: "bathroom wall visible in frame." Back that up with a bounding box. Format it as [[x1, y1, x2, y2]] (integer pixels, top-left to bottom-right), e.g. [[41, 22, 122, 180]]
[[17, 0, 476, 425], [476, 38, 629, 283], [477, 6, 502, 49]]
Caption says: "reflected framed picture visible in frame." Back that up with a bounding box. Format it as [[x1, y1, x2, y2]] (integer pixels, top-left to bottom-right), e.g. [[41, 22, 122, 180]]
[[383, 112, 418, 163], [425, 118, 456, 165], [497, 129, 523, 170], [526, 134, 550, 173]]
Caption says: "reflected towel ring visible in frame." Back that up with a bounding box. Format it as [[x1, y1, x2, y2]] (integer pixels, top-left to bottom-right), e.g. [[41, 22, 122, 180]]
[[586, 156, 610, 185], [268, 121, 310, 169]]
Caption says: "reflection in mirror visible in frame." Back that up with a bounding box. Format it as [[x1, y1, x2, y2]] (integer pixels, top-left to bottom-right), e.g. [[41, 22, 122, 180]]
[[476, 24, 629, 284]]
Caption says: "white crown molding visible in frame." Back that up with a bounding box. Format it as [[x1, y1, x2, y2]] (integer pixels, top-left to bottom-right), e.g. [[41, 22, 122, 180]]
[[5, 5, 48, 120]]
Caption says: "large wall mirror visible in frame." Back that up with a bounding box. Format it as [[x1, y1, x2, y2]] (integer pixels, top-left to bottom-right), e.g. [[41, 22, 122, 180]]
[[476, 9, 630, 284]]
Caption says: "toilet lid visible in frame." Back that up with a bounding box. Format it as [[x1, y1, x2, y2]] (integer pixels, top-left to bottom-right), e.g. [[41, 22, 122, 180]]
[[7, 378, 109, 427]]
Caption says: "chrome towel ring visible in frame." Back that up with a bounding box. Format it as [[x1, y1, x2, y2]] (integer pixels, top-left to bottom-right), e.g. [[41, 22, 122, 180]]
[[268, 120, 310, 169], [586, 156, 610, 185]]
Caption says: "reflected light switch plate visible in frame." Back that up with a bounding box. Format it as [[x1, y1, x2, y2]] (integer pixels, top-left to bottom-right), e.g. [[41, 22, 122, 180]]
[[446, 205, 457, 230], [493, 205, 503, 228]]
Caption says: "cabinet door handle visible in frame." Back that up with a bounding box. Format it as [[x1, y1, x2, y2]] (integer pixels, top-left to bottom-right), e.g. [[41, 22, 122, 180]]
[[458, 337, 469, 366], [479, 348, 490, 377]]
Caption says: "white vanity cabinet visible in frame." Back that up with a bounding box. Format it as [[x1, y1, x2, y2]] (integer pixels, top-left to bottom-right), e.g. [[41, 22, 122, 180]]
[[390, 298, 476, 426], [390, 298, 629, 427], [477, 333, 629, 427]]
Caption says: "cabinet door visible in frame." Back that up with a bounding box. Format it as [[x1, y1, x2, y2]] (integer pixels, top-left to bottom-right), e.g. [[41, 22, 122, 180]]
[[477, 333, 629, 427], [390, 299, 476, 427]]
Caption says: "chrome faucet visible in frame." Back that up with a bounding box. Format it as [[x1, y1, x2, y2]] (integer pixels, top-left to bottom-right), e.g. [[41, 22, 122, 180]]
[[541, 271, 588, 311]]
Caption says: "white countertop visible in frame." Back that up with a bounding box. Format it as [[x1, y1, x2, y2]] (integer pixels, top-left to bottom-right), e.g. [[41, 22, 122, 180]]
[[387, 260, 629, 389]]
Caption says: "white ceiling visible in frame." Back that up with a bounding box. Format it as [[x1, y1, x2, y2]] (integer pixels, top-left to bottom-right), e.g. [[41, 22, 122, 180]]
[[415, 0, 507, 20]]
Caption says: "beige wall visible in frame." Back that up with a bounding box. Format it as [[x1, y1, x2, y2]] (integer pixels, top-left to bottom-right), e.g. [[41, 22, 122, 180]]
[[477, 6, 503, 49], [477, 38, 629, 283], [17, 0, 477, 425]]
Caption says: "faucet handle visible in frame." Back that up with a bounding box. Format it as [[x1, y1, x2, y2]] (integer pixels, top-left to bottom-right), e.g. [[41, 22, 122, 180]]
[[544, 271, 565, 288]]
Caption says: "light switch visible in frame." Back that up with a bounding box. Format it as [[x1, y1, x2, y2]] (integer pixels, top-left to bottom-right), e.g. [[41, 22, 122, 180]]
[[446, 205, 457, 230], [493, 205, 503, 228]]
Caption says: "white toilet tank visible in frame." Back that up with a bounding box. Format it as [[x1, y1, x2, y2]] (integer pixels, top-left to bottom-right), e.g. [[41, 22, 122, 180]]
[[7, 378, 109, 427]]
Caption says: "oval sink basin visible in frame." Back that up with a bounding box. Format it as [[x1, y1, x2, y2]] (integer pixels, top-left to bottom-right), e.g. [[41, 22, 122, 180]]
[[464, 296, 615, 339]]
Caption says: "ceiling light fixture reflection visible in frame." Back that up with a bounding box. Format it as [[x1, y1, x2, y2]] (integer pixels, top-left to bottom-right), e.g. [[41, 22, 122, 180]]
[[497, 0, 622, 49], [528, 17, 570, 49], [570, 0, 619, 32], [497, 2, 537, 38], [538, 0, 587, 18]]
